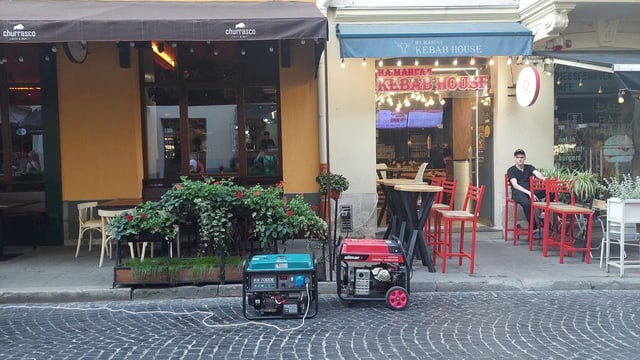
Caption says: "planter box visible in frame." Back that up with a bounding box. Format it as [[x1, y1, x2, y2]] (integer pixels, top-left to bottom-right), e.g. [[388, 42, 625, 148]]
[[113, 267, 170, 286], [114, 256, 243, 287], [222, 265, 243, 283], [172, 268, 221, 285], [607, 198, 640, 223]]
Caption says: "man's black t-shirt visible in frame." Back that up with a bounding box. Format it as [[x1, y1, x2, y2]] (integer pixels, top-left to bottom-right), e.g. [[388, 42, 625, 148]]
[[507, 164, 537, 194]]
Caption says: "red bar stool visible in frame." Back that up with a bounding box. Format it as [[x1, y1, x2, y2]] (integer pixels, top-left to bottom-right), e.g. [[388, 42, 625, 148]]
[[542, 179, 594, 264], [504, 174, 528, 245], [433, 184, 485, 274], [529, 177, 550, 251], [424, 178, 456, 246]]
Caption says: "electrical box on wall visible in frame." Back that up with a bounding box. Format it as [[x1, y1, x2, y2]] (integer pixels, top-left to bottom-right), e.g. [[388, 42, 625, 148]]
[[340, 205, 352, 232]]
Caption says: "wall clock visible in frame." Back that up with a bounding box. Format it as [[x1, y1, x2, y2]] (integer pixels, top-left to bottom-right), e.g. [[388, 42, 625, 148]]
[[63, 42, 88, 64]]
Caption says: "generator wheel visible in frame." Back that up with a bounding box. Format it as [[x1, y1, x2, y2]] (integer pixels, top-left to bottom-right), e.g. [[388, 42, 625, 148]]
[[386, 286, 409, 310]]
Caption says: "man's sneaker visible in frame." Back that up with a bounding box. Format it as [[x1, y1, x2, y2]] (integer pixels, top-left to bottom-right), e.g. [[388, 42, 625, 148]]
[[532, 229, 542, 240]]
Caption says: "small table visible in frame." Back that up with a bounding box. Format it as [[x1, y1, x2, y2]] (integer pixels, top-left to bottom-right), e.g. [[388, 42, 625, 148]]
[[394, 183, 442, 272], [377, 179, 418, 237], [0, 200, 41, 260], [98, 198, 143, 210]]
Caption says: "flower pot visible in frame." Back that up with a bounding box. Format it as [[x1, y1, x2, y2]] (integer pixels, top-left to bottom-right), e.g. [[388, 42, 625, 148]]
[[329, 189, 342, 200], [607, 198, 640, 223]]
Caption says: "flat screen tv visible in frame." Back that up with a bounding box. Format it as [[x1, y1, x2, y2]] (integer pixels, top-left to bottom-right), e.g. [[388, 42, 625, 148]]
[[407, 110, 443, 128], [376, 110, 407, 129]]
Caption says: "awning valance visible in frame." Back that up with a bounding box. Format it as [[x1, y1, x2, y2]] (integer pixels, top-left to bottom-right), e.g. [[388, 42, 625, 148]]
[[0, 1, 328, 43], [534, 51, 640, 91], [336, 22, 532, 59]]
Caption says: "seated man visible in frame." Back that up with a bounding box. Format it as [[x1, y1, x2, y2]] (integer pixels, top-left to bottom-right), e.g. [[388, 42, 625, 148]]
[[507, 149, 546, 239]]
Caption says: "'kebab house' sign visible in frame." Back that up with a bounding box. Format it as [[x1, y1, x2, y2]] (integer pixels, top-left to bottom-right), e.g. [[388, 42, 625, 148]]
[[376, 67, 488, 93]]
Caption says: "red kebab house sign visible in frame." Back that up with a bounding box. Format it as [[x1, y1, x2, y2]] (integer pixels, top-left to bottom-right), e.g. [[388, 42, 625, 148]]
[[376, 67, 489, 93]]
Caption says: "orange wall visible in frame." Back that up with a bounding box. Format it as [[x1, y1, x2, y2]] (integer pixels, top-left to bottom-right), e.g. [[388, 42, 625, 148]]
[[280, 41, 321, 193], [58, 40, 320, 201], [58, 42, 143, 201]]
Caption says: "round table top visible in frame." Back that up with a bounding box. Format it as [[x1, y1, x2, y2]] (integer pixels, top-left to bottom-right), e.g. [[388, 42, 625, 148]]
[[394, 184, 443, 193], [377, 178, 417, 185]]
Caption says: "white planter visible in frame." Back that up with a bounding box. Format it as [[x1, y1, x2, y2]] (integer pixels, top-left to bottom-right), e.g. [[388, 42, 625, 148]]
[[607, 198, 640, 223]]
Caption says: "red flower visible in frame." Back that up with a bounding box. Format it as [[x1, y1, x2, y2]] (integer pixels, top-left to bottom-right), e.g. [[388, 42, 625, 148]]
[[236, 191, 244, 199], [286, 210, 294, 217], [253, 191, 261, 196], [277, 181, 285, 188], [214, 180, 220, 185], [175, 184, 183, 190], [140, 212, 146, 219], [311, 205, 318, 212], [126, 214, 134, 222]]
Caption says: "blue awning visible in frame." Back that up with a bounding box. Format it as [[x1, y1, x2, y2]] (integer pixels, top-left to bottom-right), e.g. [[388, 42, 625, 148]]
[[336, 22, 532, 59]]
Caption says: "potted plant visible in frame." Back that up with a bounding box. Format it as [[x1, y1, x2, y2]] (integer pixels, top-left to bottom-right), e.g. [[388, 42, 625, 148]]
[[602, 174, 640, 223], [107, 200, 178, 243], [316, 171, 350, 200], [539, 167, 599, 204]]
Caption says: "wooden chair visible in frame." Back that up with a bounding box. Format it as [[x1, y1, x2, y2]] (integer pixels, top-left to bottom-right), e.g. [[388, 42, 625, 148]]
[[75, 202, 102, 257], [433, 184, 485, 274], [413, 162, 429, 182], [98, 209, 133, 267], [504, 174, 528, 245]]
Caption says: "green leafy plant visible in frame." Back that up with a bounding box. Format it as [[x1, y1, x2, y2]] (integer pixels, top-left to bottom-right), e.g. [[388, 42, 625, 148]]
[[122, 258, 169, 280], [315, 171, 350, 195], [107, 200, 177, 241], [539, 167, 599, 202], [602, 174, 640, 200]]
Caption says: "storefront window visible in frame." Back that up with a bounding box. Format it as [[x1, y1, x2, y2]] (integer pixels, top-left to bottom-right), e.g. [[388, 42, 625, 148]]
[[553, 65, 638, 178], [0, 44, 44, 190], [375, 58, 491, 171], [141, 41, 280, 183]]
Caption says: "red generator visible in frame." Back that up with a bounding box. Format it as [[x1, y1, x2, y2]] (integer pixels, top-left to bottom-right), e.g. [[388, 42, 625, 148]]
[[336, 238, 411, 310]]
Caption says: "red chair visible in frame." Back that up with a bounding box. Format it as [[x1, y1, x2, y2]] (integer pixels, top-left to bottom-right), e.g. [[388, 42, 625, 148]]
[[504, 174, 528, 245], [424, 178, 456, 246], [542, 179, 594, 264], [529, 177, 550, 251], [433, 184, 485, 274]]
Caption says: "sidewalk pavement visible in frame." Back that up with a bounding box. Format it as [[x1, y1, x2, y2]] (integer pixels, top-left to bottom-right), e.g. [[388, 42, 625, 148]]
[[2, 229, 640, 304]]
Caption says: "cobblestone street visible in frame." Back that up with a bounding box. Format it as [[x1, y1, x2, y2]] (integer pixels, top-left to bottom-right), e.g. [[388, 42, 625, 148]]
[[2, 290, 639, 359]]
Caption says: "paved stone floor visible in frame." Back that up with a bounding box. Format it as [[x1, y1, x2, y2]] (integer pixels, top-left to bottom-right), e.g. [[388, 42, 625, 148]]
[[1, 290, 639, 359]]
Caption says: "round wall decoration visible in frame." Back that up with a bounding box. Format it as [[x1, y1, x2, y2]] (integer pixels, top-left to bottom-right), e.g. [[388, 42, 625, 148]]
[[515, 66, 541, 107], [63, 42, 88, 64]]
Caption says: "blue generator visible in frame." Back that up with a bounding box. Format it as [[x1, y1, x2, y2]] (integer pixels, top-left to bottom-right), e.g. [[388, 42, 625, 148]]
[[242, 254, 318, 320]]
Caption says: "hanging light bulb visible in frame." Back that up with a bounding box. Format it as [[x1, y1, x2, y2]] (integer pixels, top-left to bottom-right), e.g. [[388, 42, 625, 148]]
[[452, 58, 458, 66], [524, 56, 531, 65], [440, 98, 446, 105], [618, 90, 626, 104], [598, 86, 603, 94], [414, 58, 419, 66], [469, 57, 475, 65], [556, 78, 561, 85], [340, 58, 345, 68], [396, 59, 402, 66], [361, 58, 366, 66], [507, 56, 513, 65], [378, 58, 383, 66], [489, 57, 495, 66], [578, 79, 583, 87], [300, 39, 306, 45], [51, 45, 57, 53], [18, 56, 24, 63], [268, 46, 274, 53], [240, 49, 246, 56], [434, 58, 439, 66]]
